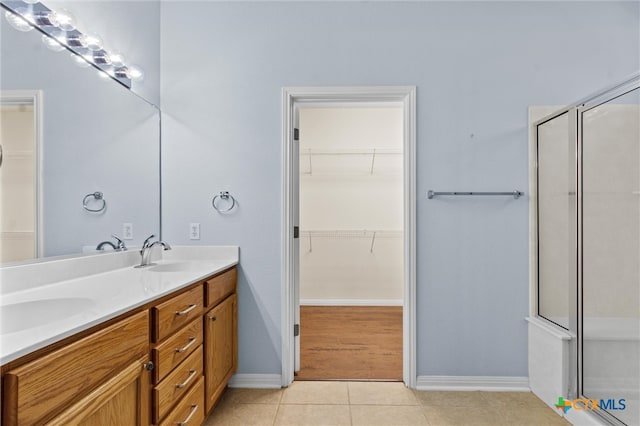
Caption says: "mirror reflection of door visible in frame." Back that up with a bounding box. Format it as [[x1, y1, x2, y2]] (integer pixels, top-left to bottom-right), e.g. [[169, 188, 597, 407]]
[[0, 97, 37, 263]]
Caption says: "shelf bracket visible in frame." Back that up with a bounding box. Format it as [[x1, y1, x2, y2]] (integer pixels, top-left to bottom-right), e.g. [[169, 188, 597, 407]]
[[370, 149, 376, 175]]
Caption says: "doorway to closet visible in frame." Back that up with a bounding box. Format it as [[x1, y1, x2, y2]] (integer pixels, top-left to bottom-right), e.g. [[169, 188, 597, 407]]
[[297, 105, 403, 380], [282, 86, 416, 387]]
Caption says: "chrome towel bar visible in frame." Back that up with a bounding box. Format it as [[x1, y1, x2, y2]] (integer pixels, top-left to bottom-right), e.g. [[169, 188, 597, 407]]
[[427, 190, 524, 199]]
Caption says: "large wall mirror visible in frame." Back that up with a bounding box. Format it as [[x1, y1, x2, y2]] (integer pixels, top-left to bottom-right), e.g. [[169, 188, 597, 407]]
[[0, 6, 160, 263]]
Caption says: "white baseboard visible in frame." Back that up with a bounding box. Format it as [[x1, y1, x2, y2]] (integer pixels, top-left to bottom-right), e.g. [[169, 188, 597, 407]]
[[227, 374, 282, 389], [416, 375, 530, 391], [300, 299, 403, 306]]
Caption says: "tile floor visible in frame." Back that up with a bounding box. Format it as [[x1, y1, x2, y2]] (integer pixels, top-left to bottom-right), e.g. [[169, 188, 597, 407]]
[[204, 381, 572, 426]]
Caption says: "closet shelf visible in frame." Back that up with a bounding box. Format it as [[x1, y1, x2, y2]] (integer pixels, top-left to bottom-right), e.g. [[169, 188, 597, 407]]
[[300, 149, 402, 156], [0, 231, 34, 240], [300, 148, 402, 176], [300, 229, 402, 253], [300, 229, 402, 237], [2, 150, 34, 160]]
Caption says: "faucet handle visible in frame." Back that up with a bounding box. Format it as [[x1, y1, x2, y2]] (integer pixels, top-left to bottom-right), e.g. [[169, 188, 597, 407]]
[[142, 234, 156, 249], [111, 234, 127, 250]]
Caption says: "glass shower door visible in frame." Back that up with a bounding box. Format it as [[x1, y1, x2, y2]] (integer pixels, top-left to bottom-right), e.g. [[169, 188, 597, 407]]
[[581, 87, 640, 426], [537, 111, 576, 331]]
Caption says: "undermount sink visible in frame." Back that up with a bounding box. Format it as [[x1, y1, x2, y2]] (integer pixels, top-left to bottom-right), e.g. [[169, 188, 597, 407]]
[[1, 298, 95, 334], [148, 262, 203, 273]]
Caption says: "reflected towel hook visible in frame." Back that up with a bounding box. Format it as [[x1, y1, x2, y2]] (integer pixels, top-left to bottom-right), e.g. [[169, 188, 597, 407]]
[[83, 191, 106, 212], [212, 191, 236, 213]]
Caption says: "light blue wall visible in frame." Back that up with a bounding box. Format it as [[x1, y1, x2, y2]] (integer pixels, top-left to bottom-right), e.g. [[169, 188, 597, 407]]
[[160, 1, 640, 377]]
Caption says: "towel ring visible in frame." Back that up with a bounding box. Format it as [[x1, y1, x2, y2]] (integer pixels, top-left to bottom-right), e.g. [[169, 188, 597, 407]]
[[83, 191, 107, 212], [212, 191, 236, 213]]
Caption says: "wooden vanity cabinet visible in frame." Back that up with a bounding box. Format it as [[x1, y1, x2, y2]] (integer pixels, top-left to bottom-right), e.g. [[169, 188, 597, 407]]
[[150, 287, 204, 425], [2, 265, 238, 426], [203, 269, 238, 413], [2, 311, 150, 426]]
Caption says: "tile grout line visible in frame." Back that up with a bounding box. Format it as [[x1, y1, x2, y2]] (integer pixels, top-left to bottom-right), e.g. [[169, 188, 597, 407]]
[[347, 382, 353, 426], [277, 386, 288, 425], [272, 387, 285, 426], [272, 401, 281, 426]]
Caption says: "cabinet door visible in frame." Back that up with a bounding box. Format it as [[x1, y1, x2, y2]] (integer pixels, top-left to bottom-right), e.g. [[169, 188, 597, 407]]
[[204, 294, 237, 413], [3, 311, 149, 426], [46, 357, 151, 426]]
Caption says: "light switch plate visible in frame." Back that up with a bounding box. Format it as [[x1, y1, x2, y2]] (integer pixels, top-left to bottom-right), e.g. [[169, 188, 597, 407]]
[[190, 223, 200, 240]]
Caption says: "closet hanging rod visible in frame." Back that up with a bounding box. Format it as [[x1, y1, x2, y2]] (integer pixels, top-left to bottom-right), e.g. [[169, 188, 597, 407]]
[[300, 149, 402, 156], [300, 230, 402, 239], [427, 190, 524, 199]]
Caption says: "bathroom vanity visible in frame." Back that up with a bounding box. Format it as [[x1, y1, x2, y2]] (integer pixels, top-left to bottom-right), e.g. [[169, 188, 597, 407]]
[[0, 246, 238, 426]]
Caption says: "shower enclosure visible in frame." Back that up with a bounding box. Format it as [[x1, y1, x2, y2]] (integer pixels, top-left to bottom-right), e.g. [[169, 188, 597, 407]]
[[532, 74, 639, 426]]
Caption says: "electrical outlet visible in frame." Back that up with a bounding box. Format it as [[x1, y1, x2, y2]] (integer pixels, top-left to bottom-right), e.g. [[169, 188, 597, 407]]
[[122, 223, 133, 240], [189, 223, 200, 240]]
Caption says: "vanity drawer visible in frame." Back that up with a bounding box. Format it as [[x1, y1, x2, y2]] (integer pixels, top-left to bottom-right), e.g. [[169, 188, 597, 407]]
[[152, 318, 203, 383], [205, 267, 237, 308], [152, 285, 203, 342], [3, 311, 149, 426], [154, 345, 203, 423], [159, 376, 205, 426]]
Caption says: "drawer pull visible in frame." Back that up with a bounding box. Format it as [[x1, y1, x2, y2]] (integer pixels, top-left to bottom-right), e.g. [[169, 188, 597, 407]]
[[175, 304, 197, 316], [177, 404, 198, 426], [209, 315, 217, 321], [175, 337, 196, 353], [175, 369, 197, 389]]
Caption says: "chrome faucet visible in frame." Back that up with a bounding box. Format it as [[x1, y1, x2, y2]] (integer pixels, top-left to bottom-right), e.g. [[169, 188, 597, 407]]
[[96, 240, 116, 251], [112, 234, 127, 251], [96, 234, 127, 251], [136, 234, 171, 268]]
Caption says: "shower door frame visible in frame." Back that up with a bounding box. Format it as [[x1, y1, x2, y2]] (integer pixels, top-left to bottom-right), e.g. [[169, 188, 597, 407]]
[[532, 73, 639, 426], [280, 86, 417, 388], [577, 79, 640, 426]]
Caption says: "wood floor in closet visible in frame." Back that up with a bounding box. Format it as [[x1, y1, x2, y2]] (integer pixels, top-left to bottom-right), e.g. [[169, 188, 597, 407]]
[[296, 305, 403, 381]]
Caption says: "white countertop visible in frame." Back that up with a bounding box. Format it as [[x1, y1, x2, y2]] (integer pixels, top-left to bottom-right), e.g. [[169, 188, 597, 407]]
[[0, 246, 238, 365]]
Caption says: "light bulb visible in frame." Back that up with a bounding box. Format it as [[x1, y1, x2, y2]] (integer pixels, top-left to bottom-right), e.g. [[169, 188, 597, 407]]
[[42, 34, 65, 52], [65, 34, 85, 48], [127, 65, 144, 82], [71, 52, 91, 68], [109, 52, 125, 67], [112, 67, 129, 79], [92, 51, 111, 65], [4, 10, 33, 32], [54, 9, 75, 31], [82, 33, 102, 51], [23, 0, 40, 4], [32, 11, 58, 26]]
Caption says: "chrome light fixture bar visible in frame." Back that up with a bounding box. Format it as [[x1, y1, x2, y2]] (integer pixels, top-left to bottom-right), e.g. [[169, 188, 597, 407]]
[[1, 0, 144, 89]]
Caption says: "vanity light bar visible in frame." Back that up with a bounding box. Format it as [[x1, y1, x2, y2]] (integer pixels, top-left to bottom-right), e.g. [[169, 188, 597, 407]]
[[1, 0, 144, 89]]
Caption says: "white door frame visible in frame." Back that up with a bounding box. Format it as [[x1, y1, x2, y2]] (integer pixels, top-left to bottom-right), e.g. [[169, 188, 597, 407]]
[[281, 86, 417, 387], [1, 90, 44, 258]]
